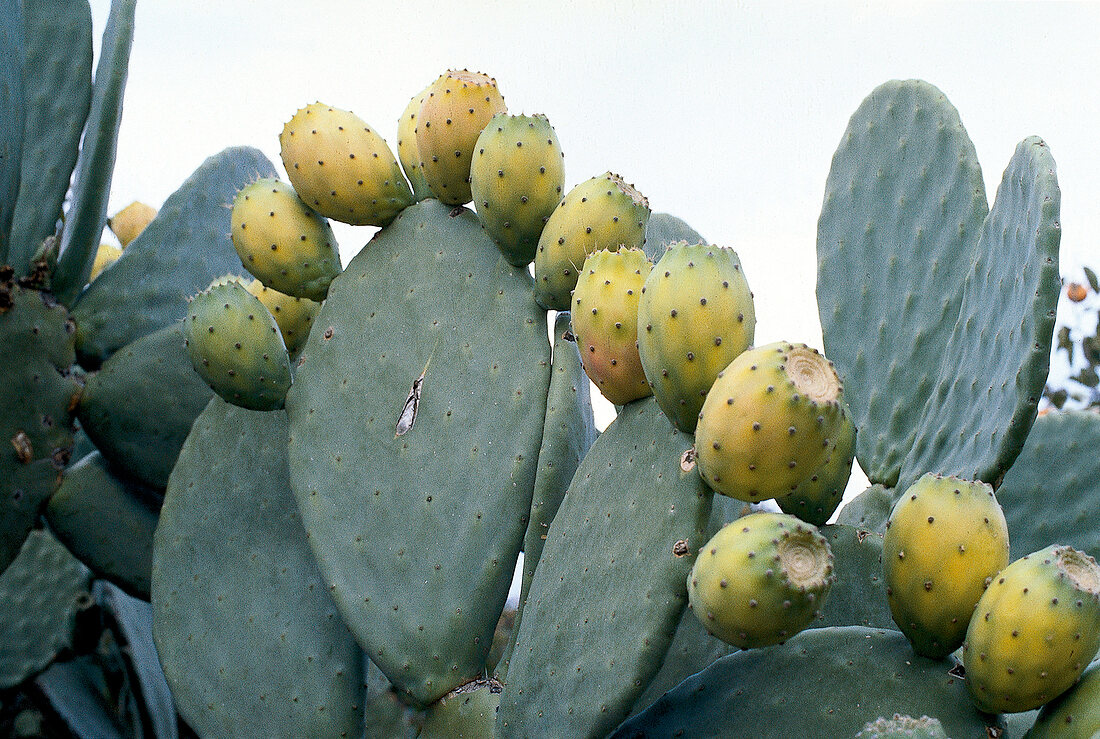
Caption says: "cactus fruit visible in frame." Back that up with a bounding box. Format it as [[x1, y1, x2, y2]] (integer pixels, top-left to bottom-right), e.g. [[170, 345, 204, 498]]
[[570, 247, 653, 405], [89, 242, 122, 280], [279, 102, 412, 226], [687, 512, 835, 648], [1024, 658, 1100, 737], [183, 280, 291, 411], [415, 70, 507, 205], [882, 473, 1010, 660], [778, 407, 857, 526], [107, 200, 156, 246], [855, 714, 949, 739], [533, 172, 650, 310], [230, 177, 341, 301], [244, 279, 318, 357], [470, 112, 565, 266], [963, 545, 1100, 714], [636, 241, 756, 431], [396, 84, 434, 202], [695, 342, 845, 502]]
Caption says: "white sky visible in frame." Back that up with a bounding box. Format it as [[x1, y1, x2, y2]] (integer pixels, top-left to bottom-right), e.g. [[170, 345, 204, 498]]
[[87, 1, 1100, 499]]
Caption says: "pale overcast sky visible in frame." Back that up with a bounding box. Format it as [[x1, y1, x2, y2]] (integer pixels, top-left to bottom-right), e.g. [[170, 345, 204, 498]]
[[86, 1, 1100, 497]]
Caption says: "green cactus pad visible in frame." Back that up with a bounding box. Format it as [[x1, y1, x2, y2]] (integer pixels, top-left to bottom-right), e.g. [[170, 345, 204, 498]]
[[817, 79, 989, 487], [898, 137, 1060, 491], [46, 451, 159, 598], [0, 282, 81, 572], [151, 398, 365, 739], [285, 199, 550, 707], [497, 397, 713, 739], [836, 484, 903, 535], [500, 312, 597, 679], [71, 146, 276, 366], [815, 524, 893, 631], [993, 411, 1100, 562], [856, 714, 949, 739], [642, 212, 704, 263], [52, 0, 136, 306], [6, 0, 91, 276], [1024, 658, 1100, 737], [0, 529, 92, 689], [76, 322, 213, 488], [0, 1, 25, 260], [610, 627, 1003, 739]]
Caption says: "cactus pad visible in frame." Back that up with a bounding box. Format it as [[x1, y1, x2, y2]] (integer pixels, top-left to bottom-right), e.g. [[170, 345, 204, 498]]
[[151, 398, 365, 738], [285, 199, 550, 706], [815, 524, 893, 631]]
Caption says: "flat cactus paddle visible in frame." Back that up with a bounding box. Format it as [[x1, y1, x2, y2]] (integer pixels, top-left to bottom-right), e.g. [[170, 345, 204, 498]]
[[0, 0, 25, 260], [151, 398, 365, 739], [814, 524, 893, 631], [643, 212, 704, 263], [817, 79, 989, 488], [835, 483, 902, 535], [996, 411, 1100, 562], [70, 146, 275, 366], [610, 626, 1003, 739], [898, 136, 1060, 491], [285, 199, 550, 707], [497, 397, 713, 739]]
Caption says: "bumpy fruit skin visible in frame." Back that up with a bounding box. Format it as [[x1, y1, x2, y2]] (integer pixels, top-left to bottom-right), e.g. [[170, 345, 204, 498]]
[[470, 113, 565, 266], [570, 248, 652, 405], [778, 405, 856, 526], [963, 545, 1100, 714], [695, 342, 845, 501], [416, 70, 507, 205], [882, 473, 1010, 659], [184, 281, 292, 411], [89, 243, 122, 281], [231, 178, 341, 301], [1024, 658, 1100, 737], [396, 83, 434, 202], [107, 200, 156, 246], [279, 102, 413, 226], [244, 279, 318, 358], [533, 172, 650, 310], [688, 512, 835, 649], [637, 241, 756, 431]]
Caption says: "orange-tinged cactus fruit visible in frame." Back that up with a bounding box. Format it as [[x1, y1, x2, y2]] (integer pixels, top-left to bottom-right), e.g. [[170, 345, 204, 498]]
[[279, 102, 413, 226], [882, 472, 1010, 659], [415, 70, 506, 205]]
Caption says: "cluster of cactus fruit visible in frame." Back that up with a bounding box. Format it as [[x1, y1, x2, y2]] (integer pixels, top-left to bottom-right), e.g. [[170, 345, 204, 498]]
[[5, 3, 1100, 738]]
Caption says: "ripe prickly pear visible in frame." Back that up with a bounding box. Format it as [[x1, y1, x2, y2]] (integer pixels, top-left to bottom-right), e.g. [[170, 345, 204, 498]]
[[570, 248, 652, 405], [183, 280, 292, 411], [882, 473, 1010, 660], [230, 178, 341, 301], [89, 243, 122, 281], [107, 200, 157, 246], [1024, 658, 1100, 737], [963, 545, 1100, 714], [636, 241, 755, 431], [688, 512, 835, 649], [695, 342, 845, 502], [279, 103, 413, 227], [533, 172, 650, 310], [470, 112, 565, 266], [416, 70, 507, 205], [778, 405, 857, 526], [244, 279, 318, 358], [396, 83, 434, 202]]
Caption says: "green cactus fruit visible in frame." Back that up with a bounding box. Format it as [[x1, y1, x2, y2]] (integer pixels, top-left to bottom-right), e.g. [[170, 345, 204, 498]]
[[687, 512, 835, 648], [1024, 658, 1100, 737], [107, 200, 156, 247], [883, 473, 1010, 660], [230, 178, 341, 301], [778, 405, 857, 526], [396, 83, 434, 202], [470, 112, 565, 266], [532, 171, 650, 310], [279, 102, 412, 227], [570, 247, 653, 405], [855, 714, 949, 739], [415, 70, 507, 205], [695, 342, 845, 502], [418, 679, 502, 738], [244, 279, 318, 358], [636, 241, 756, 432], [964, 545, 1100, 713], [183, 280, 291, 411]]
